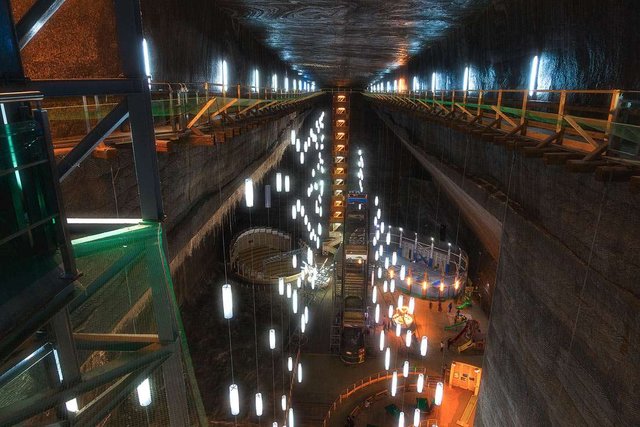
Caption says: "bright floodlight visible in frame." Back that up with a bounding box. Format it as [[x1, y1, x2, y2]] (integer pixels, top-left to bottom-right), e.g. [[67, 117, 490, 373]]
[[137, 378, 152, 407]]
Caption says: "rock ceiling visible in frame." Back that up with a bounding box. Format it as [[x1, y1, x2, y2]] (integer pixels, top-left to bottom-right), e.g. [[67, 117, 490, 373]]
[[217, 0, 491, 87]]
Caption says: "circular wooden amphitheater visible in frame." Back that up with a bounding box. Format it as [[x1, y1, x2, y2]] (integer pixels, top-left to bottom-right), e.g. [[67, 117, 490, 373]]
[[230, 227, 300, 285]]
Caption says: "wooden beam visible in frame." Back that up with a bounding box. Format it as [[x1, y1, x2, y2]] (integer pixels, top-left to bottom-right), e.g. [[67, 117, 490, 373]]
[[490, 106, 517, 128], [564, 115, 600, 148], [209, 98, 238, 119], [186, 97, 216, 128]]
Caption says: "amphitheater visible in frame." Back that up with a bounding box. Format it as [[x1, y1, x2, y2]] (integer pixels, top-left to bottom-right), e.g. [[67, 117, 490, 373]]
[[230, 227, 301, 285]]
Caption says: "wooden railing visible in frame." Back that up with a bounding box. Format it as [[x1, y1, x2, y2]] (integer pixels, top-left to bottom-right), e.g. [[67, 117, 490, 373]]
[[366, 89, 640, 163]]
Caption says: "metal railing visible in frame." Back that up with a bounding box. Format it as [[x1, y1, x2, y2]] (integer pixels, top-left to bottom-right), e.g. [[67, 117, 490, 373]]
[[366, 88, 640, 162], [322, 368, 443, 427]]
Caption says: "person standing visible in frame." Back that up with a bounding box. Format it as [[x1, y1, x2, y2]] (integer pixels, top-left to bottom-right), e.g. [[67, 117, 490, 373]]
[[440, 340, 444, 352], [448, 301, 453, 313]]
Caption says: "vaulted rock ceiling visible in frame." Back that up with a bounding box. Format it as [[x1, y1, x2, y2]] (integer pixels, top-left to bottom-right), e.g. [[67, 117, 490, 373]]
[[217, 0, 491, 87]]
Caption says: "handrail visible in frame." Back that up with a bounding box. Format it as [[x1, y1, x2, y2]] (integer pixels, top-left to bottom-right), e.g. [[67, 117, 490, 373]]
[[366, 88, 640, 162]]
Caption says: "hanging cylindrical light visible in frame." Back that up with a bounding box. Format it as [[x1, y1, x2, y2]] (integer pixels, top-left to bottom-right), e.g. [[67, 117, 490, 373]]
[[297, 363, 303, 383], [398, 411, 405, 427], [386, 232, 391, 246], [375, 303, 380, 323], [403, 360, 409, 378], [292, 289, 298, 314], [286, 282, 292, 299], [296, 138, 301, 152], [222, 284, 233, 319], [301, 205, 306, 217], [390, 279, 396, 293], [256, 392, 263, 416], [137, 378, 152, 407], [372, 286, 377, 303], [391, 371, 398, 396], [420, 336, 428, 356], [300, 314, 306, 333], [435, 382, 444, 405], [307, 247, 313, 265], [417, 373, 425, 393], [291, 130, 296, 145], [269, 329, 276, 350], [383, 280, 388, 292], [405, 330, 412, 347], [374, 251, 379, 261], [377, 208, 381, 219], [279, 278, 285, 295], [296, 277, 302, 288], [65, 399, 79, 413], [408, 297, 415, 314], [276, 173, 282, 192], [229, 384, 240, 415], [375, 195, 379, 206], [296, 199, 301, 211], [379, 330, 385, 352], [287, 356, 293, 372], [388, 304, 394, 318], [292, 254, 297, 269], [400, 265, 406, 280], [413, 408, 420, 427], [377, 267, 382, 279], [300, 152, 304, 164], [384, 256, 389, 270], [392, 251, 397, 266], [281, 394, 287, 411], [381, 222, 385, 233], [285, 175, 290, 192], [384, 347, 391, 370], [291, 205, 297, 220], [304, 306, 309, 324], [245, 178, 254, 207], [288, 408, 295, 427], [317, 223, 322, 236], [398, 295, 404, 308], [395, 322, 401, 337]]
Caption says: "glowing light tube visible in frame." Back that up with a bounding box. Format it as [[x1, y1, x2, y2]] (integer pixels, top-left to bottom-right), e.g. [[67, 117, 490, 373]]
[[435, 381, 444, 405], [385, 347, 391, 370], [245, 178, 254, 207], [391, 371, 398, 396], [222, 284, 233, 319], [229, 384, 240, 415], [137, 378, 152, 407], [420, 336, 428, 356], [255, 392, 263, 416], [417, 373, 425, 393], [269, 329, 276, 349]]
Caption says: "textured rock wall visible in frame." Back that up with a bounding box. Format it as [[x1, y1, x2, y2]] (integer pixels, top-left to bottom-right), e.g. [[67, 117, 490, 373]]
[[61, 110, 311, 303], [10, 0, 292, 84], [379, 105, 640, 426], [399, 0, 640, 90]]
